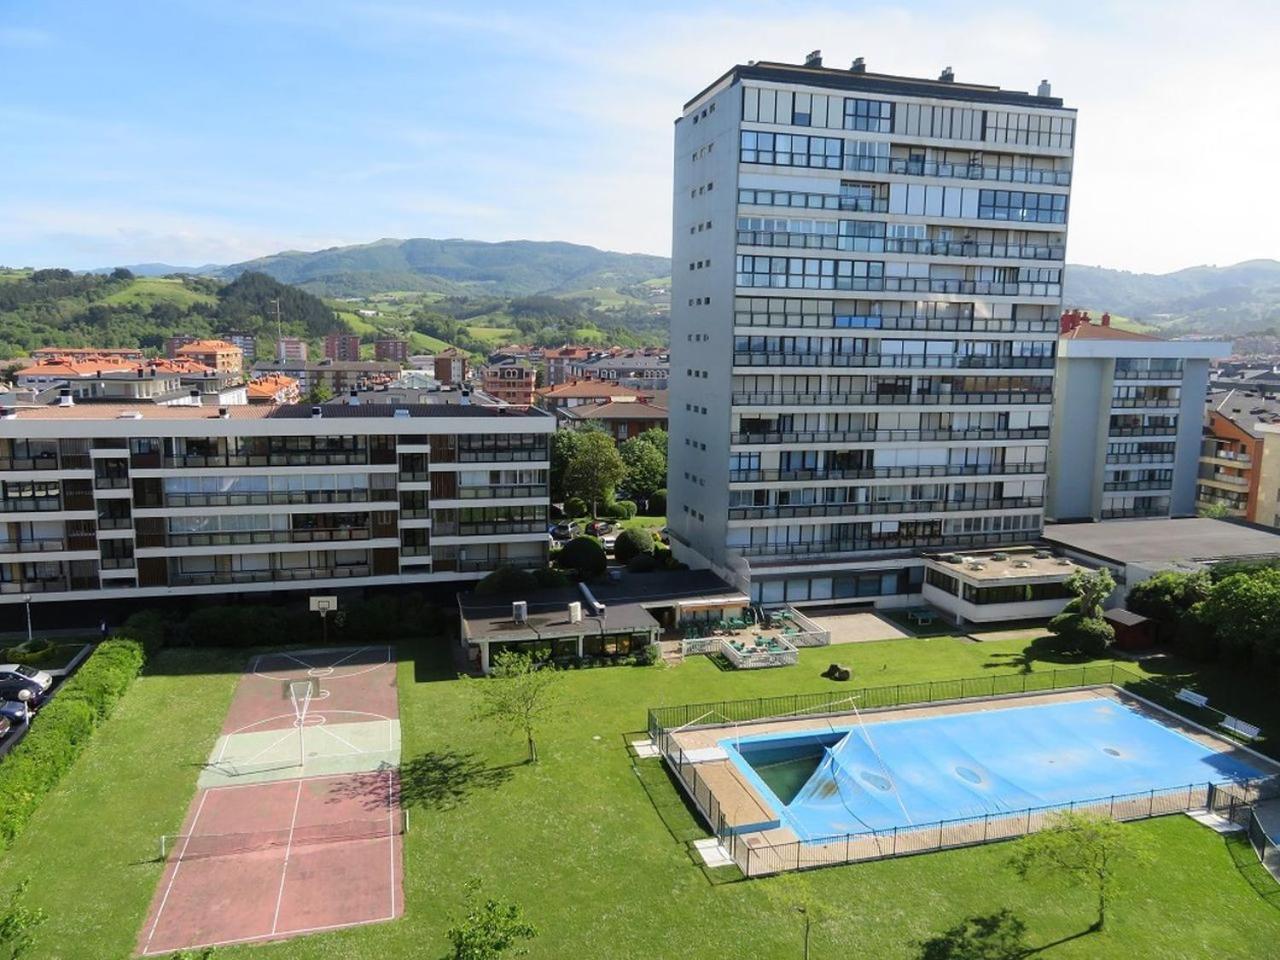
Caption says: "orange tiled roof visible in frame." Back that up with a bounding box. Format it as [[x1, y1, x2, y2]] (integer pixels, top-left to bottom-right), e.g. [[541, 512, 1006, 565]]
[[537, 379, 653, 399], [176, 339, 241, 354], [16, 356, 137, 378], [1061, 323, 1162, 342], [246, 373, 299, 399]]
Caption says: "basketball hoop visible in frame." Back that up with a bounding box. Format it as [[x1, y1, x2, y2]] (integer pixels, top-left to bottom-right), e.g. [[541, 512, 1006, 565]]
[[310, 595, 338, 644]]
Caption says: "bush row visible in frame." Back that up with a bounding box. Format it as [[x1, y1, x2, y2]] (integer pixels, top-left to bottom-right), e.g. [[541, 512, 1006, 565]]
[[0, 637, 146, 849]]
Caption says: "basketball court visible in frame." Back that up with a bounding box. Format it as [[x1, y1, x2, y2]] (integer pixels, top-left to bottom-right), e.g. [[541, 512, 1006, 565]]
[[138, 645, 405, 955]]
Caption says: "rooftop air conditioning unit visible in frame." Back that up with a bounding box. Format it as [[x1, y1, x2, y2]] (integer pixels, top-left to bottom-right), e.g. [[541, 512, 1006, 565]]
[[969, 562, 986, 571], [393, 408, 411, 418], [512, 601, 528, 623], [1033, 550, 1051, 559], [115, 411, 143, 419], [991, 552, 1009, 561], [1056, 557, 1073, 566], [568, 601, 582, 624], [1014, 560, 1032, 569]]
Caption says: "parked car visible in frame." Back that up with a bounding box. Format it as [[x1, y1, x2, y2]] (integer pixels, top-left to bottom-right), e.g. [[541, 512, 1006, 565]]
[[585, 520, 616, 537], [659, 526, 671, 544], [0, 700, 31, 726], [0, 716, 10, 741], [550, 521, 580, 541], [600, 532, 619, 553], [0, 665, 53, 703]]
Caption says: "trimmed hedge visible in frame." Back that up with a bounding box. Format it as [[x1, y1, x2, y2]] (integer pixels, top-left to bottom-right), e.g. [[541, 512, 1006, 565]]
[[614, 528, 656, 565], [0, 637, 145, 849]]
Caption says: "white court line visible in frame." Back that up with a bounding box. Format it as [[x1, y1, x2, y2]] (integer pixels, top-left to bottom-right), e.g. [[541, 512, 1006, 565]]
[[315, 723, 364, 755], [140, 908, 400, 955], [222, 708, 393, 739], [270, 780, 304, 935], [387, 769, 396, 918], [240, 728, 301, 766], [251, 645, 393, 683], [143, 789, 211, 954]]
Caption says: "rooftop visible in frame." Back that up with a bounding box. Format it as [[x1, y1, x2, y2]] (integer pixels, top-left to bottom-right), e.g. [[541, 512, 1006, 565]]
[[687, 58, 1069, 112], [1060, 323, 1162, 342], [177, 339, 241, 353], [560, 399, 668, 421], [537, 380, 654, 400], [0, 402, 553, 422], [1042, 518, 1280, 566], [1207, 389, 1280, 436], [252, 359, 401, 372], [924, 547, 1082, 582]]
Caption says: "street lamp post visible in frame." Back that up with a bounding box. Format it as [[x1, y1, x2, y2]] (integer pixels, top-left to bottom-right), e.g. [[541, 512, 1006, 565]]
[[23, 593, 32, 646]]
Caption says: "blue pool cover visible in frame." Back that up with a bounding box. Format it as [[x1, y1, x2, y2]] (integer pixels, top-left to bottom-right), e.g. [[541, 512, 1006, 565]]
[[723, 698, 1263, 841]]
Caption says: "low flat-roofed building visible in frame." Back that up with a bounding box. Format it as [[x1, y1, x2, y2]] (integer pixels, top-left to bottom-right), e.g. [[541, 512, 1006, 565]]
[[1042, 517, 1280, 599], [921, 546, 1084, 626]]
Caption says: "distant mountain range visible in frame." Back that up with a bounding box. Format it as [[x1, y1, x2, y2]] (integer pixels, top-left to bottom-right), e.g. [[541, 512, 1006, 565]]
[[95, 240, 1280, 336]]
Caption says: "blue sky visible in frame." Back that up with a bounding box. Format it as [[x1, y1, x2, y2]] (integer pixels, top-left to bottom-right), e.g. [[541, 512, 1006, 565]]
[[2, 0, 1277, 273]]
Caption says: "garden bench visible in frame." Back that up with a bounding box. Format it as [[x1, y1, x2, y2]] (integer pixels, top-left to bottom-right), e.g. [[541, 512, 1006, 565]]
[[1220, 716, 1262, 741], [1175, 688, 1210, 709]]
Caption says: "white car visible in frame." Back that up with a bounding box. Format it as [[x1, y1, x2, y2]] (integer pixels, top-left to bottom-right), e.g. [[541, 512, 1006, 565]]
[[0, 664, 53, 703], [600, 532, 619, 553]]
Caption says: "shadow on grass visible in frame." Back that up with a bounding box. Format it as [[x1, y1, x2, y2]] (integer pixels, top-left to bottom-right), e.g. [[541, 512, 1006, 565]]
[[322, 749, 517, 814], [1225, 833, 1280, 910], [980, 636, 1097, 675], [915, 909, 1096, 959]]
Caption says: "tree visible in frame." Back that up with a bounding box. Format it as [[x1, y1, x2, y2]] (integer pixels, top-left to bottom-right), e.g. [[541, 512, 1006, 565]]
[[469, 650, 561, 763], [915, 910, 1028, 960], [548, 430, 586, 504], [109, 266, 135, 281], [306, 382, 333, 404], [563, 430, 625, 517], [447, 878, 536, 960], [1126, 570, 1211, 642], [620, 435, 667, 502], [0, 877, 47, 960], [614, 527, 656, 565], [1195, 567, 1280, 662], [763, 873, 828, 960], [1065, 567, 1115, 619], [1009, 811, 1147, 930], [555, 536, 607, 579]]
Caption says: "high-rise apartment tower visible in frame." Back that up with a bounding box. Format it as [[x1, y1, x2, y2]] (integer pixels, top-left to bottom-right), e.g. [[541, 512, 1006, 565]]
[[668, 54, 1076, 607]]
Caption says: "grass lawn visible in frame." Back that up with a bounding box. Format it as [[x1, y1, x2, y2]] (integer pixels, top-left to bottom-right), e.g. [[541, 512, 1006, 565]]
[[100, 277, 218, 310], [2, 637, 1277, 959]]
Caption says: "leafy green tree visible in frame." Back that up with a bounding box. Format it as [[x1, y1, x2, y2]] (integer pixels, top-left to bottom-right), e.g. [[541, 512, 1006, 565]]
[[563, 430, 625, 517], [1196, 568, 1280, 661], [1048, 568, 1117, 655], [1126, 570, 1211, 643], [109, 267, 135, 281], [0, 877, 47, 960], [1009, 811, 1147, 930], [548, 430, 587, 504], [447, 878, 536, 960], [916, 910, 1028, 960], [469, 650, 562, 763], [620, 434, 667, 501], [1066, 567, 1116, 619], [306, 382, 333, 404]]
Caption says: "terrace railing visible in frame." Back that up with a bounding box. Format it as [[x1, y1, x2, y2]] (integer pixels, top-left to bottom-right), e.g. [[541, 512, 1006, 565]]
[[646, 663, 1280, 877]]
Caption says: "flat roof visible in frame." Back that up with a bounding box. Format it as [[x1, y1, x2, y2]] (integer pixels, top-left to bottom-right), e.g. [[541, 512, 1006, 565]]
[[459, 588, 659, 644], [925, 548, 1082, 582], [1, 402, 553, 422], [1042, 518, 1280, 565]]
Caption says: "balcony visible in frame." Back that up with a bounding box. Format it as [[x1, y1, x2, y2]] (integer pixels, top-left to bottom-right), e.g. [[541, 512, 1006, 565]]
[[99, 556, 136, 570], [164, 528, 374, 548], [1100, 507, 1169, 519], [1105, 453, 1176, 465], [1113, 368, 1184, 381], [843, 155, 1071, 186], [731, 391, 1051, 408], [456, 485, 547, 499], [731, 529, 1029, 560], [0, 498, 62, 513], [96, 516, 133, 530], [444, 556, 546, 574], [0, 457, 60, 472], [1102, 480, 1174, 492], [734, 314, 1058, 335], [735, 278, 1061, 298], [169, 564, 373, 588], [1107, 425, 1178, 437], [727, 497, 1044, 522], [1199, 453, 1252, 469], [456, 449, 547, 463], [737, 231, 1066, 262], [730, 463, 1045, 484], [732, 353, 1055, 371], [93, 477, 130, 490], [161, 452, 370, 468], [731, 426, 1050, 446], [433, 521, 548, 537], [0, 577, 99, 595], [158, 490, 373, 508], [1110, 397, 1181, 409], [1197, 474, 1250, 490], [0, 538, 67, 554]]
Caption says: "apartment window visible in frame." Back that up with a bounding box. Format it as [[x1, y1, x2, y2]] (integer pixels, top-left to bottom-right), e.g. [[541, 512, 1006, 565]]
[[843, 97, 893, 132], [977, 189, 1067, 224], [739, 131, 843, 169]]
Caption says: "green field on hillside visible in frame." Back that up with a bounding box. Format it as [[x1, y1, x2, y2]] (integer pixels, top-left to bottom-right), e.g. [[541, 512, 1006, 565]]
[[99, 277, 218, 309]]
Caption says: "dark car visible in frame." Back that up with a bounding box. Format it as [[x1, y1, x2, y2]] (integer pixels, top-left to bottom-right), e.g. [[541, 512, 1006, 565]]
[[585, 520, 616, 537], [0, 665, 53, 704], [0, 700, 31, 726], [0, 716, 10, 741], [550, 521, 580, 542]]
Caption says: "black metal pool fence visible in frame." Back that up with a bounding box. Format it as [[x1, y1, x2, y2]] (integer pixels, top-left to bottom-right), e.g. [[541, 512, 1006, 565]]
[[645, 662, 1280, 877]]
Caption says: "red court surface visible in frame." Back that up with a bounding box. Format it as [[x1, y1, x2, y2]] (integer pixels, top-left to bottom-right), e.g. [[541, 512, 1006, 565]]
[[224, 646, 398, 733], [137, 647, 404, 956]]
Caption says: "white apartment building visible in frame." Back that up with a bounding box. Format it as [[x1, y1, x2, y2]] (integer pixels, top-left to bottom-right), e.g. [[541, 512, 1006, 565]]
[[668, 54, 1076, 607], [0, 401, 552, 606], [1047, 313, 1229, 521]]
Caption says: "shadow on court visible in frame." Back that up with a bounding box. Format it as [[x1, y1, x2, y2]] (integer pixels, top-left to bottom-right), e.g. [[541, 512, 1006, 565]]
[[324, 749, 515, 813]]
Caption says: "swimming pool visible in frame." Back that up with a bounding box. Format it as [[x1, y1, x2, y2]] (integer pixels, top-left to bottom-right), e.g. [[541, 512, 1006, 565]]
[[722, 697, 1264, 841]]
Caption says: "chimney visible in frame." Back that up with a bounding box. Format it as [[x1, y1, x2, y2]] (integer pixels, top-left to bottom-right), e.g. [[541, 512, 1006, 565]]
[[1037, 79, 1052, 97], [189, 389, 202, 406], [803, 50, 822, 68], [310, 405, 322, 418], [939, 66, 955, 83], [347, 389, 359, 407], [460, 389, 471, 406], [58, 388, 74, 407], [850, 57, 866, 73], [0, 407, 14, 420], [218, 406, 230, 419], [1101, 312, 1112, 327]]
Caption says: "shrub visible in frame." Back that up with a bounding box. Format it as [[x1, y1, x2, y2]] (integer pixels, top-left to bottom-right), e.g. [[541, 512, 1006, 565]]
[[532, 567, 571, 589], [614, 499, 638, 519], [564, 497, 587, 518], [1047, 612, 1115, 656], [648, 489, 667, 516], [2, 637, 55, 665], [627, 554, 657, 573], [120, 609, 168, 655], [476, 566, 539, 596], [555, 537, 607, 579], [614, 528, 656, 565], [0, 637, 145, 849]]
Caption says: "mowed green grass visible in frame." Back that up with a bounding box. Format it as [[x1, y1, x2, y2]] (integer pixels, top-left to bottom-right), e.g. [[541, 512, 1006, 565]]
[[2, 637, 1278, 959], [100, 277, 218, 309]]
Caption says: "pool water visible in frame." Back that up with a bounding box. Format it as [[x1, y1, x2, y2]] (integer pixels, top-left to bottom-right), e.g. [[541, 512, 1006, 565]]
[[723, 698, 1264, 841]]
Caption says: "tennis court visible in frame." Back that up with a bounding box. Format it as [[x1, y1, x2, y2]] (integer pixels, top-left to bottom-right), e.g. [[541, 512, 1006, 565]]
[[138, 646, 404, 955]]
